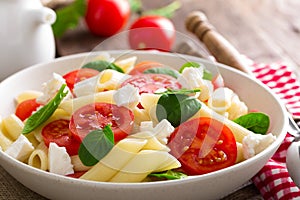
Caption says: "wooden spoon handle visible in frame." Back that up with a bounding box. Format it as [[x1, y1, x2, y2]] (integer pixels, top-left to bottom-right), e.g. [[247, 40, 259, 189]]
[[185, 11, 253, 75]]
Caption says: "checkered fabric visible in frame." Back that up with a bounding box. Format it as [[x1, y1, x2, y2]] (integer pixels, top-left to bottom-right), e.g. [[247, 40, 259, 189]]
[[249, 61, 300, 199]]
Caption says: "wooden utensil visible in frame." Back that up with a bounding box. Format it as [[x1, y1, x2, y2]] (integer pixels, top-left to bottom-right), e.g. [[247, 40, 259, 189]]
[[185, 11, 253, 76]]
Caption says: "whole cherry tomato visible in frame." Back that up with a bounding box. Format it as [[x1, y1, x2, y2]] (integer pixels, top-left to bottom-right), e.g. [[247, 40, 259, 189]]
[[85, 0, 130, 37], [129, 15, 176, 51]]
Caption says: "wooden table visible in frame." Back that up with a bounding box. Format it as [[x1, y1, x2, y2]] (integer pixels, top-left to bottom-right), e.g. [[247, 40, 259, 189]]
[[1, 0, 299, 199], [56, 0, 300, 77]]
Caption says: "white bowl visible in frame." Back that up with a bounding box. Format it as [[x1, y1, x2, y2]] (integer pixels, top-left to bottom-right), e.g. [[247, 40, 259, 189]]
[[0, 50, 287, 200]]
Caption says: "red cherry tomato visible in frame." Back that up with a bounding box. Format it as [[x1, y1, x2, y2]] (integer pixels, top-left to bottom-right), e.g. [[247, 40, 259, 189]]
[[69, 103, 134, 143], [66, 171, 86, 178], [121, 74, 182, 94], [63, 68, 99, 91], [128, 61, 166, 75], [15, 98, 41, 121], [85, 0, 130, 36], [168, 117, 237, 175], [129, 16, 176, 51], [42, 119, 81, 156]]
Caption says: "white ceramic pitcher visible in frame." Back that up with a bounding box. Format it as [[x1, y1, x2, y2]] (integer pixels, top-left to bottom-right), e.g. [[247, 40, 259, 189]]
[[0, 0, 56, 81]]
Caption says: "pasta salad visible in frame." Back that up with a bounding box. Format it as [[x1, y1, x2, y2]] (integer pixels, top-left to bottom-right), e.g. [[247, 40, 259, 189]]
[[0, 53, 276, 182]]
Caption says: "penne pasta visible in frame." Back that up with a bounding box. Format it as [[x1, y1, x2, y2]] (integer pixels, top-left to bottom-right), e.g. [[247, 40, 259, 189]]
[[59, 90, 115, 114], [28, 142, 48, 171], [15, 90, 43, 104], [0, 130, 13, 151], [129, 131, 170, 151], [96, 69, 130, 92], [80, 138, 147, 182], [114, 56, 137, 73], [1, 114, 24, 141], [109, 150, 179, 183]]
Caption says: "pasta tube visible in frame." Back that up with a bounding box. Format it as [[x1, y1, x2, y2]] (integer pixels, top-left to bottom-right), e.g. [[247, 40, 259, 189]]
[[80, 138, 147, 182], [0, 130, 13, 151], [59, 90, 115, 114], [28, 142, 48, 171], [1, 114, 24, 141], [15, 90, 42, 104], [109, 150, 180, 183], [114, 56, 137, 73]]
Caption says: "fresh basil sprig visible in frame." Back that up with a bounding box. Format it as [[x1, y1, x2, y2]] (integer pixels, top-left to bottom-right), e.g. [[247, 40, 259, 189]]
[[156, 89, 201, 127], [143, 67, 180, 78], [82, 60, 124, 73], [52, 0, 86, 38], [148, 170, 187, 180], [233, 112, 270, 134], [22, 84, 68, 134], [79, 125, 114, 166]]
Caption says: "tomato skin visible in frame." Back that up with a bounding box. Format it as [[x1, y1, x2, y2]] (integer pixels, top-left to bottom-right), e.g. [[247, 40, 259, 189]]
[[15, 98, 41, 121], [129, 16, 176, 51], [66, 171, 86, 178], [85, 0, 130, 36], [63, 68, 99, 91], [69, 103, 134, 143], [42, 119, 81, 156], [168, 117, 237, 175], [128, 61, 166, 75], [121, 74, 182, 94]]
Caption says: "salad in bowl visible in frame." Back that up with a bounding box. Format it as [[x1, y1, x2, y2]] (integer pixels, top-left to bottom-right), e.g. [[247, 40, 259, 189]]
[[0, 50, 287, 199]]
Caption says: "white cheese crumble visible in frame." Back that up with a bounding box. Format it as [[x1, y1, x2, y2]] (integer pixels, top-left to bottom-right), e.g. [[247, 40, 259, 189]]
[[242, 133, 276, 159], [113, 84, 140, 109], [5, 134, 34, 162], [48, 142, 74, 176]]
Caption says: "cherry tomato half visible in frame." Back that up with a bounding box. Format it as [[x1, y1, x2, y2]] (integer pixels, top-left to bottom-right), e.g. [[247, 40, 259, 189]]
[[63, 68, 99, 92], [66, 171, 86, 179], [15, 98, 41, 121], [69, 103, 134, 143], [42, 119, 81, 156], [128, 61, 166, 75], [129, 16, 176, 51], [168, 117, 237, 175], [85, 0, 130, 37], [121, 74, 182, 94]]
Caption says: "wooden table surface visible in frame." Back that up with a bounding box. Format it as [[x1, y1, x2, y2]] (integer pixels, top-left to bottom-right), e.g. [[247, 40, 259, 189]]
[[56, 1, 299, 199], [2, 0, 299, 199]]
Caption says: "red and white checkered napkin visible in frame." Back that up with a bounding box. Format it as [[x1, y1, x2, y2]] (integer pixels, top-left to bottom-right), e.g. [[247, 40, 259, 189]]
[[248, 61, 300, 199]]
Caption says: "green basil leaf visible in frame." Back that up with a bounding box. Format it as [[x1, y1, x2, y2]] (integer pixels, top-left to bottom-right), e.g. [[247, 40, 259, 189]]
[[148, 170, 187, 180], [52, 0, 86, 38], [142, 1, 181, 18], [179, 61, 200, 73], [233, 112, 270, 134], [156, 93, 201, 127], [82, 60, 124, 73], [143, 67, 180, 78], [79, 126, 114, 166], [22, 84, 68, 134], [128, 0, 142, 13], [179, 62, 213, 80]]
